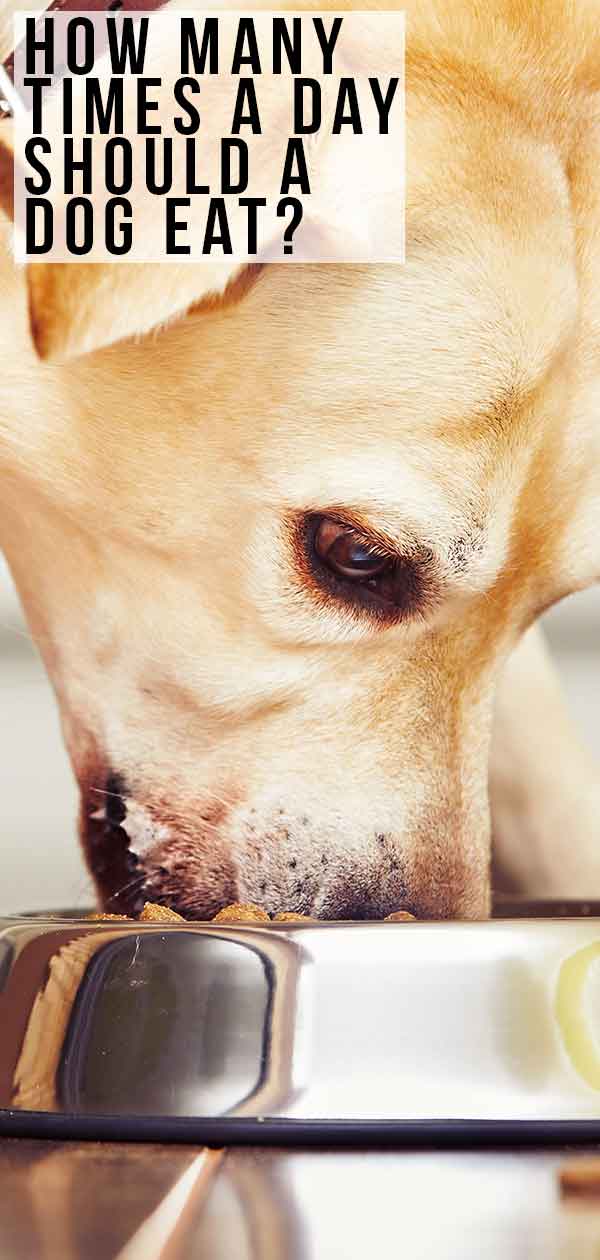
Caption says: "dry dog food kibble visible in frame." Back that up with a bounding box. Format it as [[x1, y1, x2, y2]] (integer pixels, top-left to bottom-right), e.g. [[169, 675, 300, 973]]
[[91, 903, 185, 923], [139, 902, 186, 923], [212, 902, 271, 923], [272, 912, 316, 922], [91, 901, 417, 924]]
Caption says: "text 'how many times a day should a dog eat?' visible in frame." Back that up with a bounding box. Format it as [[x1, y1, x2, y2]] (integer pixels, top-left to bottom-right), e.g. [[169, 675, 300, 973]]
[[13, 11, 406, 262]]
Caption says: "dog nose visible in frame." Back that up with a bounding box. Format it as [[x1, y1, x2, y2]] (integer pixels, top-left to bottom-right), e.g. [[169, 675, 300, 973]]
[[318, 883, 416, 921], [104, 772, 127, 824], [328, 898, 401, 921], [340, 900, 419, 921], [325, 900, 369, 921]]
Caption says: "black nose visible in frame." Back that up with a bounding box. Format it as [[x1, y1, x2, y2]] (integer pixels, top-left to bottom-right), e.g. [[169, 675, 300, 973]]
[[104, 772, 127, 825], [340, 901, 384, 921]]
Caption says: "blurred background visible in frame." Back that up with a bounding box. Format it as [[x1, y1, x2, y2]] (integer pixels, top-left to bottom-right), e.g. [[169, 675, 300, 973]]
[[0, 555, 598, 914]]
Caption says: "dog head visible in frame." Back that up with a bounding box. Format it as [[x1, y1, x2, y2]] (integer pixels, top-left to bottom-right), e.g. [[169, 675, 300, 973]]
[[1, 1, 599, 919]]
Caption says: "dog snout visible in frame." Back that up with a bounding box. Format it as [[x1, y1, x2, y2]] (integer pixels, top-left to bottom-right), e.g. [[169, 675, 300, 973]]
[[81, 771, 490, 922], [238, 822, 490, 923], [313, 868, 488, 922]]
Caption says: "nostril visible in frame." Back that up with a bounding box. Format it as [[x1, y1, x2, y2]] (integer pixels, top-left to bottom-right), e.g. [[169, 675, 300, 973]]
[[336, 901, 384, 921], [104, 773, 127, 825]]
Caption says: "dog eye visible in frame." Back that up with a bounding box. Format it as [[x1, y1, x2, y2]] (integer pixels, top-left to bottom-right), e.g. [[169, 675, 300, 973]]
[[313, 518, 392, 582], [303, 513, 433, 624]]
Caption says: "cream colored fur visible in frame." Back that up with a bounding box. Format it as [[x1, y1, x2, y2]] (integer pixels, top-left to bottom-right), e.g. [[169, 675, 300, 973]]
[[0, 0, 599, 918]]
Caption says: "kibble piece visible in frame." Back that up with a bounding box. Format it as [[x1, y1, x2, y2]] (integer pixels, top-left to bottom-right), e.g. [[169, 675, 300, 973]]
[[384, 910, 416, 923], [139, 902, 185, 923], [212, 902, 270, 923], [559, 1161, 600, 1197], [272, 912, 317, 923], [90, 912, 133, 921]]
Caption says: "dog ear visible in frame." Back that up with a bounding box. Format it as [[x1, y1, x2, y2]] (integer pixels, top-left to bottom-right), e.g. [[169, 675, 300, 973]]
[[0, 122, 243, 360], [26, 258, 244, 362]]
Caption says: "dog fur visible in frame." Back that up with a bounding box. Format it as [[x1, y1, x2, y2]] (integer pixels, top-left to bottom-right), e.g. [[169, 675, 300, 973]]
[[0, 0, 599, 919]]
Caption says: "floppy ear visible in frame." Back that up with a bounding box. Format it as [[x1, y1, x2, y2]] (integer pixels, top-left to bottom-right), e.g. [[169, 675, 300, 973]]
[[26, 257, 243, 362], [0, 122, 241, 360]]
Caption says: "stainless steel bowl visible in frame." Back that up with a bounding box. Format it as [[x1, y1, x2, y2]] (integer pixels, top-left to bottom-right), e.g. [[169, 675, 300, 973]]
[[2, 904, 600, 1143]]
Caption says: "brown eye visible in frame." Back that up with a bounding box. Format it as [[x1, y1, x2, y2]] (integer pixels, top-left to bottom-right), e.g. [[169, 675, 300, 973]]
[[301, 512, 436, 623], [313, 518, 392, 582]]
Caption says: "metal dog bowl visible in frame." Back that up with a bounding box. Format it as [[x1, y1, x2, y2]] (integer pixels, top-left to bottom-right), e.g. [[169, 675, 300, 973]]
[[3, 903, 600, 1144]]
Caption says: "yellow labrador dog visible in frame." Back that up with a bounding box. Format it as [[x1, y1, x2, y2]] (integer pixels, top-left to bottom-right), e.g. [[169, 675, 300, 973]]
[[0, 0, 598, 920]]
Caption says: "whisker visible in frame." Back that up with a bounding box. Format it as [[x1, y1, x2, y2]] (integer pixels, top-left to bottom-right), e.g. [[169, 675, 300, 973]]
[[105, 871, 149, 904], [88, 785, 125, 800]]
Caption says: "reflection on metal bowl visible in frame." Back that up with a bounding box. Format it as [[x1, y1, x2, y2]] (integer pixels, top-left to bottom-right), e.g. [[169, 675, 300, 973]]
[[2, 905, 600, 1143]]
